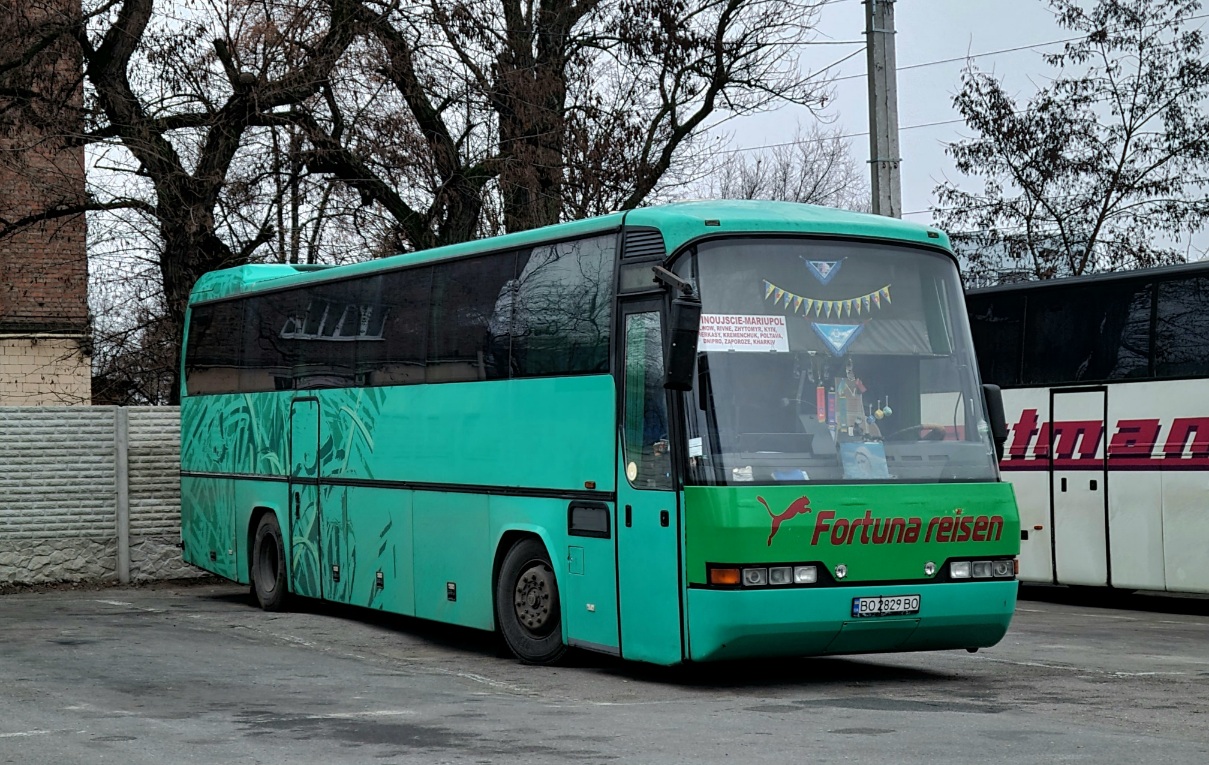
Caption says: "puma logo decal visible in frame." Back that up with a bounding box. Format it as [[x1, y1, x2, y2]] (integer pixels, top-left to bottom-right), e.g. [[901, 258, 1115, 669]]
[[757, 495, 812, 546]]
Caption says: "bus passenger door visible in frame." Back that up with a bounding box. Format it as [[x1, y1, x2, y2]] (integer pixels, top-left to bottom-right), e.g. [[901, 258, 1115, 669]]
[[615, 304, 684, 665], [289, 398, 324, 599], [1050, 388, 1109, 586]]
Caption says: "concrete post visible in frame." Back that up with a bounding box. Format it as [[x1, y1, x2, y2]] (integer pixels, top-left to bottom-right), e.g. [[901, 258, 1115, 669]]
[[114, 407, 130, 584]]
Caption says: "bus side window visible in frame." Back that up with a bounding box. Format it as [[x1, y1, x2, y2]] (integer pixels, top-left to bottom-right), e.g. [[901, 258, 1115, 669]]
[[623, 312, 673, 490]]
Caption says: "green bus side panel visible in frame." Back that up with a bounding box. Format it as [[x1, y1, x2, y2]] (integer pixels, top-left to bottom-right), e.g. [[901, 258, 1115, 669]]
[[181, 376, 617, 633], [233, 480, 288, 584], [322, 485, 414, 614], [180, 475, 238, 579], [316, 379, 616, 491], [487, 495, 620, 652], [181, 393, 290, 476], [684, 483, 1020, 585], [413, 492, 493, 629]]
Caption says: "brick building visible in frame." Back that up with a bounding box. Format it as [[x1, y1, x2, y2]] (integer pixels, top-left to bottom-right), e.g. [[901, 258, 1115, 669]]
[[0, 0, 90, 405]]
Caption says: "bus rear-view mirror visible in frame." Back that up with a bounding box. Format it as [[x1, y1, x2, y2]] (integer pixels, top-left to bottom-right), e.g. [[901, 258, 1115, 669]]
[[982, 383, 1008, 461], [665, 295, 701, 391]]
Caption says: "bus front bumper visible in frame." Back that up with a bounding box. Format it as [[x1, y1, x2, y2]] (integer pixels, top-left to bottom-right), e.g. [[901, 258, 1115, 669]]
[[686, 580, 1018, 662]]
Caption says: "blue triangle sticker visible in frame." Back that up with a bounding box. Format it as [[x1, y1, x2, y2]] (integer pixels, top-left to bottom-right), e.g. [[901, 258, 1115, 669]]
[[804, 259, 842, 284], [812, 323, 864, 356]]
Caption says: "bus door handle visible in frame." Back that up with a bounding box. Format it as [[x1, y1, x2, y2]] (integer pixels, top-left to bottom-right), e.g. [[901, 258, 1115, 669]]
[[294, 491, 301, 520], [625, 505, 632, 527], [1060, 478, 1067, 493]]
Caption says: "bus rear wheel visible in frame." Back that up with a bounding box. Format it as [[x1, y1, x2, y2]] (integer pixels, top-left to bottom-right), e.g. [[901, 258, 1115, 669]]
[[496, 539, 567, 665], [251, 513, 290, 612]]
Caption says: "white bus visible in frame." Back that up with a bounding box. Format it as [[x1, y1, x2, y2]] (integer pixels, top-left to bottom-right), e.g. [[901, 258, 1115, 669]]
[[967, 263, 1209, 595]]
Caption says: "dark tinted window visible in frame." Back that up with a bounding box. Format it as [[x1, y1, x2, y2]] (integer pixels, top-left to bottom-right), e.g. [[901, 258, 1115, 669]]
[[1021, 283, 1151, 385], [364, 268, 430, 386], [967, 293, 1024, 386], [185, 300, 244, 394], [242, 289, 307, 392], [511, 234, 616, 376], [1155, 277, 1209, 377], [428, 253, 516, 382]]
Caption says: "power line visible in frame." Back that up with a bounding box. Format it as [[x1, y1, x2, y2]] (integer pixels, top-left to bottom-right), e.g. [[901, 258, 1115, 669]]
[[716, 117, 964, 156], [828, 13, 1209, 82]]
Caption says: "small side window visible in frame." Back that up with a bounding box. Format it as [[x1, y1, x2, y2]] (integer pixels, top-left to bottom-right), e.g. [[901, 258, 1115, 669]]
[[622, 311, 673, 490]]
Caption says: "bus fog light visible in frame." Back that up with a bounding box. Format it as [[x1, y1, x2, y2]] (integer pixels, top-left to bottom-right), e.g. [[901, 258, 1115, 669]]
[[743, 568, 768, 586], [924, 561, 936, 576], [992, 560, 1014, 578], [972, 561, 993, 578], [768, 566, 792, 585], [951, 561, 971, 579], [794, 566, 817, 584]]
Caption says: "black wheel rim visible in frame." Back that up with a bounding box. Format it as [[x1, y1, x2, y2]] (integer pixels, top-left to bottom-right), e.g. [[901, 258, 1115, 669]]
[[512, 560, 555, 638]]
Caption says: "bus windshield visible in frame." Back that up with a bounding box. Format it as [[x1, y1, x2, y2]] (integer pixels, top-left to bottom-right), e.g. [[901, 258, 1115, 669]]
[[675, 237, 999, 485]]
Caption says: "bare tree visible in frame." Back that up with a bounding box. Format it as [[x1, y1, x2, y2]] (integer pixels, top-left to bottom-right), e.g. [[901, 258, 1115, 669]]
[[935, 0, 1209, 285], [4, 0, 837, 402], [705, 122, 869, 209]]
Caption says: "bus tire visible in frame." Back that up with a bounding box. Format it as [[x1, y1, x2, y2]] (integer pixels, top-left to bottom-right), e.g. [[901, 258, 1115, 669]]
[[496, 538, 567, 665], [251, 513, 290, 612]]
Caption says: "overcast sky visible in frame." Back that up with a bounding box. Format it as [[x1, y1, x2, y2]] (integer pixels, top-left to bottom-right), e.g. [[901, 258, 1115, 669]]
[[725, 0, 1208, 258]]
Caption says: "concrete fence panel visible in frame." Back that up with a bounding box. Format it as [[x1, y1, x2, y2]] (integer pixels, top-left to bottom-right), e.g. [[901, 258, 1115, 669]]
[[0, 406, 198, 586]]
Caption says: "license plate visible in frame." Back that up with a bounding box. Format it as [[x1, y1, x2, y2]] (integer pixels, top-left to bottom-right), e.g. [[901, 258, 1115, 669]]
[[851, 594, 921, 618]]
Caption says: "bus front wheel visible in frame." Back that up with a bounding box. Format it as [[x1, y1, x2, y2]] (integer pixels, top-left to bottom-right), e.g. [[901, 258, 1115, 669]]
[[251, 513, 290, 612], [496, 539, 567, 665]]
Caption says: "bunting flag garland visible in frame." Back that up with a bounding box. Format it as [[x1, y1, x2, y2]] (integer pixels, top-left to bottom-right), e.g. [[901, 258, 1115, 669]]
[[761, 279, 892, 318]]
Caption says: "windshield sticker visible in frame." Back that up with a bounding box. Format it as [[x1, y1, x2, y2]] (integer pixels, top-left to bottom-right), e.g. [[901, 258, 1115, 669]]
[[803, 258, 842, 285], [699, 314, 789, 352], [811, 322, 864, 356], [762, 280, 891, 318]]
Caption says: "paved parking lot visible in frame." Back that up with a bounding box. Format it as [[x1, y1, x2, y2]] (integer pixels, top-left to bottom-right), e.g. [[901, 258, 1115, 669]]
[[1, 580, 1207, 764]]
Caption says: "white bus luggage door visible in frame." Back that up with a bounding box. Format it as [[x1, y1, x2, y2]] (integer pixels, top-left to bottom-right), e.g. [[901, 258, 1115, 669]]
[[1050, 389, 1109, 587]]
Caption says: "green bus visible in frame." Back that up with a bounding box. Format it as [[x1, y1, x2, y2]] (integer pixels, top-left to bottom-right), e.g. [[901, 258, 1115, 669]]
[[180, 200, 1020, 665]]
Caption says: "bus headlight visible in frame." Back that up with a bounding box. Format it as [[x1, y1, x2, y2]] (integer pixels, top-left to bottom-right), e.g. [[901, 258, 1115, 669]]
[[742, 568, 768, 586], [951, 561, 971, 579], [794, 565, 817, 584], [993, 559, 1015, 578], [768, 566, 793, 585], [972, 561, 994, 578]]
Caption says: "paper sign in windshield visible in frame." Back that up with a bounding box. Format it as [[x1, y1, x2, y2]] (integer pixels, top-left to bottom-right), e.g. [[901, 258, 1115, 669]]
[[700, 314, 789, 352]]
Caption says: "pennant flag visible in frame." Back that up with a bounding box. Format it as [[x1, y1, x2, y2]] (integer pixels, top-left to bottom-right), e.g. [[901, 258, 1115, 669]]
[[762, 279, 892, 319], [812, 323, 865, 356], [804, 259, 842, 285]]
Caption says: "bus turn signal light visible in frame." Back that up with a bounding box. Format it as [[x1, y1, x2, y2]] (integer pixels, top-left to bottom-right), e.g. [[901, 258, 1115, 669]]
[[709, 568, 741, 586]]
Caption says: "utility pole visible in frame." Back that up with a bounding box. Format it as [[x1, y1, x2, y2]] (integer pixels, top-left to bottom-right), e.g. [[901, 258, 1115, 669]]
[[865, 0, 902, 218]]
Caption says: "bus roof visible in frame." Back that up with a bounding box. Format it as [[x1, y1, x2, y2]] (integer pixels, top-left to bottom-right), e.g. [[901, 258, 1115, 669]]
[[968, 259, 1209, 297], [189, 200, 951, 304]]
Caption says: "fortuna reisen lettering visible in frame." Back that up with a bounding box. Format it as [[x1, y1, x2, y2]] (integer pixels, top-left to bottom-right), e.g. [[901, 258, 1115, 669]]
[[808, 509, 1003, 546]]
